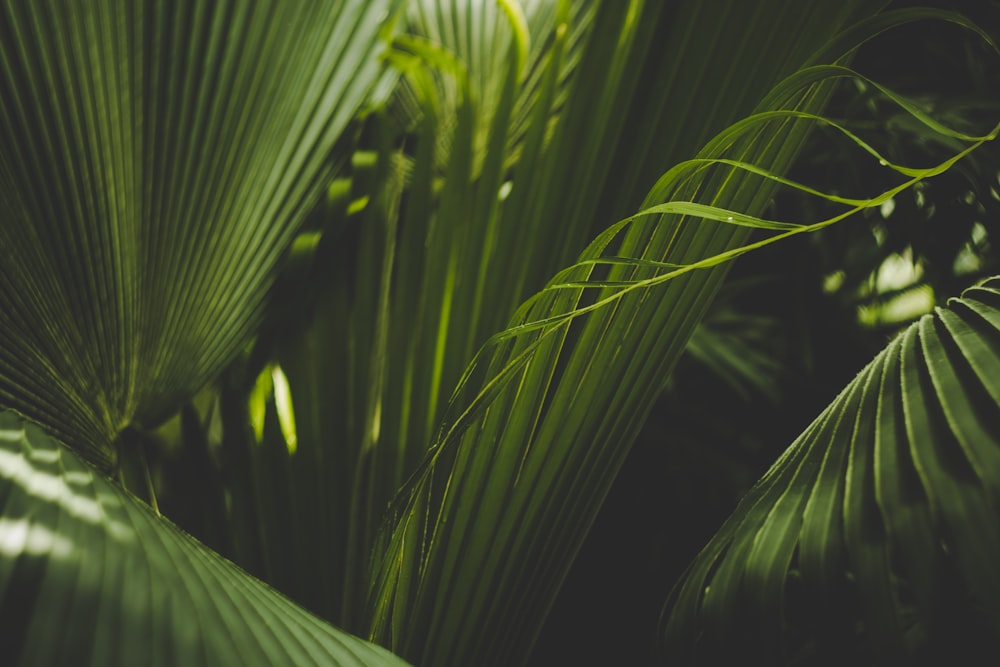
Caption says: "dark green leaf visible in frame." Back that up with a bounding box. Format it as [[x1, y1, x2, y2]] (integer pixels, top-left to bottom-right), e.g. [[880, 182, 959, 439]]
[[660, 279, 1000, 664], [0, 0, 401, 467]]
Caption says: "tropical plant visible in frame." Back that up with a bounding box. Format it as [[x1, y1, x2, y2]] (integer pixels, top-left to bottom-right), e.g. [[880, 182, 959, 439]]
[[0, 1, 998, 666]]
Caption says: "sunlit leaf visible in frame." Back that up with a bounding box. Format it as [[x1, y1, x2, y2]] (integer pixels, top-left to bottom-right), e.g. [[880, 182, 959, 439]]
[[0, 410, 411, 667], [0, 0, 401, 468], [392, 0, 595, 174]]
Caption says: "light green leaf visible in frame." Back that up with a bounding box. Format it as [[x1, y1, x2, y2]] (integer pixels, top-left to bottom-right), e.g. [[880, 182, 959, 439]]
[[393, 0, 594, 174], [0, 409, 411, 667]]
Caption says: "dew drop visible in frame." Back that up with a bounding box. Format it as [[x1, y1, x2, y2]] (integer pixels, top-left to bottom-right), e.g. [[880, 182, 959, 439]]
[[878, 159, 888, 167], [726, 215, 733, 222]]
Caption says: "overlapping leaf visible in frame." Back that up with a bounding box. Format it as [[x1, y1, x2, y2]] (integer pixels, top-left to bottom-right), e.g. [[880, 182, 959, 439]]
[[392, 0, 595, 174], [660, 278, 1000, 664], [215, 1, 597, 632], [0, 0, 400, 467], [0, 410, 411, 667], [365, 3, 911, 665]]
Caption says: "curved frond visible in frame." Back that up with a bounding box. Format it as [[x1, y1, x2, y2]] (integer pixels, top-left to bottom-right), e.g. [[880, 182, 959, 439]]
[[364, 4, 951, 665], [0, 410, 411, 667], [660, 278, 1000, 664], [0, 0, 400, 467]]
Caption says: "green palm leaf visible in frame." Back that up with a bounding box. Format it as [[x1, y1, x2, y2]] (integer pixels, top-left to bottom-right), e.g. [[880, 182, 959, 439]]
[[394, 0, 594, 174], [0, 0, 400, 467], [213, 0, 599, 631], [0, 409, 411, 667], [660, 278, 1000, 663], [364, 3, 903, 665]]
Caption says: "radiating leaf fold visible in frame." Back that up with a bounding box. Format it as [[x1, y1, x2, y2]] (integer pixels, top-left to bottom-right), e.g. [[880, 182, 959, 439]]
[[0, 409, 412, 667], [0, 0, 400, 467], [661, 278, 1000, 664]]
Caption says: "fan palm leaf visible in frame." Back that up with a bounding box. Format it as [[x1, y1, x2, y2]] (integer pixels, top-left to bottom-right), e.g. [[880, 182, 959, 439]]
[[0, 409, 411, 666], [660, 277, 1000, 664], [0, 0, 401, 467], [362, 4, 964, 665]]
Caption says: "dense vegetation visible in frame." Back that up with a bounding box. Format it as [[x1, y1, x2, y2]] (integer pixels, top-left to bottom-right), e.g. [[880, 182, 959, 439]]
[[1, 1, 998, 665]]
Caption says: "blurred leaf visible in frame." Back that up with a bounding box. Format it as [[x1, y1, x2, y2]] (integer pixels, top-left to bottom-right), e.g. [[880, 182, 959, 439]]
[[212, 112, 411, 631], [685, 281, 787, 404], [0, 410, 411, 667], [214, 2, 592, 633], [392, 0, 595, 174]]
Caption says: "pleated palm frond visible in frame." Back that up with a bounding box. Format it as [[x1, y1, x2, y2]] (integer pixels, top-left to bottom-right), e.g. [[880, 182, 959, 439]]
[[0, 409, 411, 666], [211, 0, 598, 630], [660, 277, 1000, 665], [0, 0, 400, 468], [363, 5, 1000, 666], [216, 0, 877, 649], [393, 0, 595, 175]]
